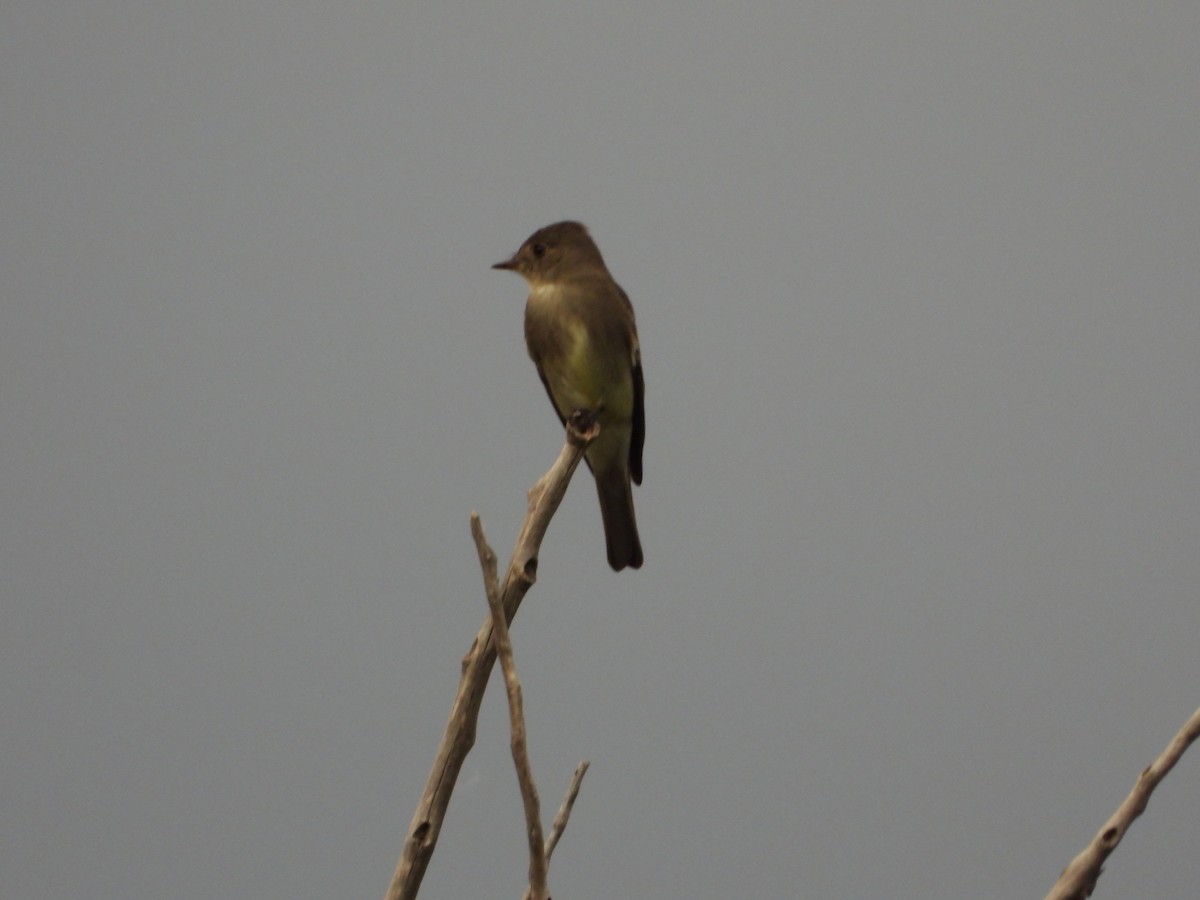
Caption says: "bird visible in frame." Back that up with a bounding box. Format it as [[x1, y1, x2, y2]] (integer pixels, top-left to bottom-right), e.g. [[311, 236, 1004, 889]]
[[493, 221, 644, 570]]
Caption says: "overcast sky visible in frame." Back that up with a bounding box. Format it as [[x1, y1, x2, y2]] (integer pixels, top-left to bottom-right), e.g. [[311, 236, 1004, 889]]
[[3, 3, 1198, 899]]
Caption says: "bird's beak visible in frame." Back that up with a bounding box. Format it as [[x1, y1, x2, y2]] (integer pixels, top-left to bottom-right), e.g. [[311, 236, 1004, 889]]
[[492, 256, 518, 271]]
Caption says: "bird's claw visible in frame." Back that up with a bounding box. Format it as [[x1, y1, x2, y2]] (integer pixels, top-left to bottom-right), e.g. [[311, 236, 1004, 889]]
[[568, 409, 596, 430]]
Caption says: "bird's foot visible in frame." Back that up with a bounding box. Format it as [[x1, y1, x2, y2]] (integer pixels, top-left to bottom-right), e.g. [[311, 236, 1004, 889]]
[[568, 408, 597, 431], [566, 408, 601, 444]]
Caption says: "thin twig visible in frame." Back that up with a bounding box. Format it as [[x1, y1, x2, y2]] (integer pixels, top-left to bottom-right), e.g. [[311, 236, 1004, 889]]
[[383, 421, 596, 900], [545, 761, 589, 862], [1045, 704, 1200, 900]]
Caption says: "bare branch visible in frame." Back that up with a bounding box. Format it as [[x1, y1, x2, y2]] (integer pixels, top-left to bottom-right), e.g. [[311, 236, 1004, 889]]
[[515, 760, 592, 900], [383, 421, 596, 900], [470, 513, 501, 605], [544, 761, 589, 863], [1045, 704, 1200, 900], [476, 514, 549, 898]]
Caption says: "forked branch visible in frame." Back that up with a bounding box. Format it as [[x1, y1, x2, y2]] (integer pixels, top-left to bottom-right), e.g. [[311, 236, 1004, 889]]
[[383, 420, 596, 900]]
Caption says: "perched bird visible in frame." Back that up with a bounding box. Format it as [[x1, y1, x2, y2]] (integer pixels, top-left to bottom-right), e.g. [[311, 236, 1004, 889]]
[[493, 221, 644, 570]]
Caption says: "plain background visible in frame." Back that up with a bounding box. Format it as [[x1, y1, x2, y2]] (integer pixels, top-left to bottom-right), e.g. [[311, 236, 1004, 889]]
[[3, 3, 1198, 898]]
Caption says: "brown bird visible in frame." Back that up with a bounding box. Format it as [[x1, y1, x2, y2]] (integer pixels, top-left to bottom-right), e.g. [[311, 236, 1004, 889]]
[[493, 221, 644, 570]]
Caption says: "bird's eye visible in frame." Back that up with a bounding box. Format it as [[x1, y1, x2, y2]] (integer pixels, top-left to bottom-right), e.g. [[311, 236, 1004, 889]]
[[531, 243, 546, 258]]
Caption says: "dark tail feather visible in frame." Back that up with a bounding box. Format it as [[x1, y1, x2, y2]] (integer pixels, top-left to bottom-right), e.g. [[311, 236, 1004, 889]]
[[596, 469, 643, 571]]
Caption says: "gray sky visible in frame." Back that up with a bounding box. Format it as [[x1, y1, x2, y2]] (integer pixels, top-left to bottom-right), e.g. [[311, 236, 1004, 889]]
[[3, 3, 1198, 898]]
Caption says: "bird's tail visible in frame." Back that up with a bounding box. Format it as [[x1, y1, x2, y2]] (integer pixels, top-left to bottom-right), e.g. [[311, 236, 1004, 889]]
[[596, 469, 643, 571]]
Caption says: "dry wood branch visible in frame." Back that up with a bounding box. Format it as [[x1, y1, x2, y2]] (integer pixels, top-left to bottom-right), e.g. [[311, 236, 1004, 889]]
[[521, 762, 590, 900], [1045, 704, 1200, 900], [475, 516, 548, 899], [544, 761, 589, 862], [383, 421, 596, 900]]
